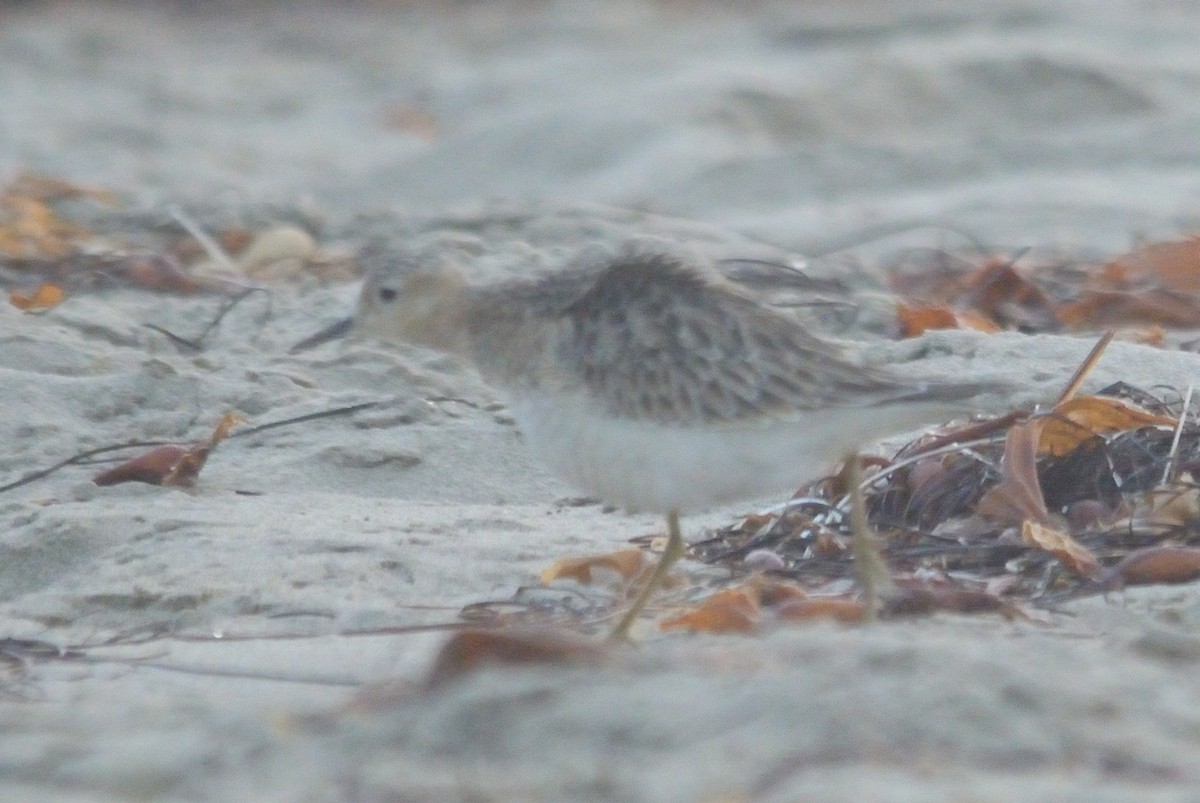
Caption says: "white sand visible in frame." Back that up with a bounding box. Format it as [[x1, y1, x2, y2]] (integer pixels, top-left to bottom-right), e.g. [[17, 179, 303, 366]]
[[5, 2, 1200, 800]]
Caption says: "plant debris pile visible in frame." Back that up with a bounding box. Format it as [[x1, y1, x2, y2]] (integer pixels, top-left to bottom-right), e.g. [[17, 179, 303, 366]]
[[692, 382, 1200, 607]]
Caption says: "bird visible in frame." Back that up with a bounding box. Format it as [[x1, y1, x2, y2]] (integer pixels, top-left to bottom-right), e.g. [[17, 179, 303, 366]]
[[297, 239, 1003, 639]]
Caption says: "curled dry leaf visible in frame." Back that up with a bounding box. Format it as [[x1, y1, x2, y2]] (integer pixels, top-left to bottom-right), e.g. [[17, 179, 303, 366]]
[[539, 549, 647, 585], [92, 412, 243, 488], [1039, 396, 1176, 457], [426, 628, 610, 687], [9, 282, 65, 311], [1103, 546, 1200, 589], [659, 587, 761, 634], [1020, 520, 1102, 580], [977, 419, 1053, 526], [896, 302, 1002, 337]]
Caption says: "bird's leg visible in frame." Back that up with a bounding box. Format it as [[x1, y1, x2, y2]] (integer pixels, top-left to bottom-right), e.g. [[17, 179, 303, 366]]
[[609, 509, 685, 641], [846, 452, 894, 622]]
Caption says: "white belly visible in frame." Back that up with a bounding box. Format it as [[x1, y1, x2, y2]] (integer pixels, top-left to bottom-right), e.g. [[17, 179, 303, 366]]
[[508, 393, 922, 514]]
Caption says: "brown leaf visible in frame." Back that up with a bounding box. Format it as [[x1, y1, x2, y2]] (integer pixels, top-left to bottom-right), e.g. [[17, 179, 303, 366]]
[[116, 254, 201, 294], [7, 171, 119, 205], [1039, 396, 1176, 457], [1103, 546, 1200, 588], [426, 629, 610, 687], [883, 586, 1017, 617], [540, 549, 648, 585], [1057, 288, 1200, 329], [93, 444, 189, 486], [9, 282, 65, 311], [659, 588, 761, 634], [977, 419, 1053, 526], [1106, 236, 1200, 293], [1020, 520, 1102, 579], [92, 412, 243, 488], [957, 260, 1060, 331]]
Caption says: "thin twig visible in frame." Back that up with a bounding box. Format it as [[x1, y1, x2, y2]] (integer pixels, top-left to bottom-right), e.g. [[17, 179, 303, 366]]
[[231, 402, 379, 439], [146, 285, 271, 351]]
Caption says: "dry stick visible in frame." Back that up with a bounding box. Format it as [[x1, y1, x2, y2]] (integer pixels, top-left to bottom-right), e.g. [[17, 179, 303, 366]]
[[145, 285, 270, 351], [1162, 382, 1196, 485], [1056, 329, 1115, 406], [230, 401, 379, 439]]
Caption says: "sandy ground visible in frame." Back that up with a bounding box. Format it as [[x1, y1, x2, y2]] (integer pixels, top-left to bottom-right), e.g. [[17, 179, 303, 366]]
[[5, 1, 1200, 800]]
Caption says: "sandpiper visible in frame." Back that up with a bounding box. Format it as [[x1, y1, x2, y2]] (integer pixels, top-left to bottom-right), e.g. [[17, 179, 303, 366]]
[[298, 240, 1003, 639]]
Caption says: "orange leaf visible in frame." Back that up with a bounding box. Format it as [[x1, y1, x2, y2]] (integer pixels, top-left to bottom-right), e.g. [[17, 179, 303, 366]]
[[1021, 520, 1101, 579], [9, 282, 65, 311], [896, 302, 1001, 337], [1039, 396, 1175, 457], [425, 629, 609, 687], [774, 596, 866, 624], [539, 549, 647, 585], [659, 587, 761, 633], [8, 171, 118, 205], [1106, 236, 1200, 293]]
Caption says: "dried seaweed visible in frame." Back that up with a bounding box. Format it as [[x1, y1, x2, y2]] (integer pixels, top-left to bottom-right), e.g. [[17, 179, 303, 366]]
[[693, 384, 1200, 606]]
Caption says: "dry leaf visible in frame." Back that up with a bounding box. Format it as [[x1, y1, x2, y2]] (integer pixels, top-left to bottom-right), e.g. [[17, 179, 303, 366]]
[[1138, 485, 1200, 529], [896, 302, 1002, 337], [116, 254, 201, 294], [539, 549, 647, 585], [9, 282, 65, 311], [1058, 290, 1200, 329], [1021, 520, 1102, 579], [1106, 236, 1200, 293], [774, 596, 866, 624], [1038, 396, 1176, 457], [1103, 546, 1200, 589], [977, 419, 1053, 526], [7, 171, 118, 205], [883, 586, 1017, 617], [92, 445, 189, 487], [426, 629, 610, 687], [92, 412, 242, 488], [659, 587, 761, 633], [957, 260, 1060, 331], [0, 172, 113, 261]]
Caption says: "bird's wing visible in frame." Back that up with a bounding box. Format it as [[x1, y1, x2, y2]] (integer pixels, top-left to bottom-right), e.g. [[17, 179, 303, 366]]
[[554, 251, 950, 425]]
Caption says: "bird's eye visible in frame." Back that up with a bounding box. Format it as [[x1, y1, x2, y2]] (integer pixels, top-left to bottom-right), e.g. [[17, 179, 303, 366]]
[[377, 287, 398, 303]]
